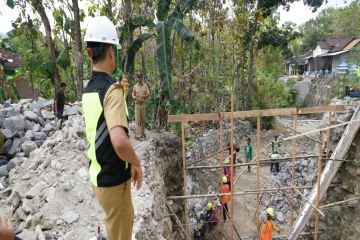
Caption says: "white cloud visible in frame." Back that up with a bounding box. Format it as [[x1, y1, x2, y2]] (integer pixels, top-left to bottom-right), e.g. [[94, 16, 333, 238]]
[[278, 0, 351, 26]]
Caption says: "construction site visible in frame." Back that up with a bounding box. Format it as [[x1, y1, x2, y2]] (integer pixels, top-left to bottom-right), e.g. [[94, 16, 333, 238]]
[[0, 95, 360, 240], [1, 0, 360, 239]]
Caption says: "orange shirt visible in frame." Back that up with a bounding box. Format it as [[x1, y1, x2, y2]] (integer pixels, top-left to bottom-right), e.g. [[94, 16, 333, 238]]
[[221, 184, 230, 204], [261, 219, 279, 240]]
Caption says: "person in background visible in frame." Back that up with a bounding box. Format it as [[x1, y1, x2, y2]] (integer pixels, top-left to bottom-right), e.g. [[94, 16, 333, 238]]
[[245, 138, 253, 173], [221, 176, 230, 222], [54, 82, 66, 129], [270, 153, 280, 174], [205, 203, 218, 229], [223, 158, 231, 190], [132, 73, 150, 139], [228, 142, 240, 164], [260, 208, 280, 240], [272, 135, 280, 155]]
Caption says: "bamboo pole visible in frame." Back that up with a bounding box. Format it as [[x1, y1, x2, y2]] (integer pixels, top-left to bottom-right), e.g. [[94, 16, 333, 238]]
[[326, 112, 332, 160], [217, 195, 242, 240], [285, 125, 321, 144], [219, 120, 225, 240], [188, 147, 229, 166], [289, 182, 325, 217], [167, 185, 321, 200], [290, 114, 297, 227], [230, 93, 235, 240], [181, 123, 189, 236], [166, 202, 191, 240], [284, 119, 360, 141], [256, 116, 261, 240], [320, 196, 360, 209], [315, 131, 323, 240]]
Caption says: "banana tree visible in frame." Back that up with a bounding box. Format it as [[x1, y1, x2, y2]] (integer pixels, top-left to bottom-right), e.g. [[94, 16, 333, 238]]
[[154, 0, 198, 127]]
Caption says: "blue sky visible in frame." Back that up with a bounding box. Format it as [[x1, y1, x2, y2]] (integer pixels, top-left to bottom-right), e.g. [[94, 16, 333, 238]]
[[0, 0, 353, 35]]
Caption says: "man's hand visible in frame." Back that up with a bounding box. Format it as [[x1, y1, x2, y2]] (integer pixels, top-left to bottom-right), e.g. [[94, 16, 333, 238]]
[[131, 162, 143, 191], [0, 217, 15, 240]]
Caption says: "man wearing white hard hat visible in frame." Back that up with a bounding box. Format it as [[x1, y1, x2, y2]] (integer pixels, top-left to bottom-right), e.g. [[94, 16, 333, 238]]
[[82, 16, 143, 240]]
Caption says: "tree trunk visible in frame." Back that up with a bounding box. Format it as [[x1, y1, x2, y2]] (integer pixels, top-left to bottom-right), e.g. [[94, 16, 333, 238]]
[[72, 0, 83, 101], [139, 28, 147, 75], [106, 0, 115, 22], [123, 0, 134, 77], [32, 1, 60, 89], [246, 12, 259, 110]]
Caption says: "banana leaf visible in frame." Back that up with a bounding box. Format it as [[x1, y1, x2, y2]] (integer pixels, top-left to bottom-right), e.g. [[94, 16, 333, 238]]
[[130, 15, 155, 30], [124, 33, 154, 72], [7, 0, 14, 9], [168, 17, 194, 42], [156, 21, 171, 98], [156, 0, 172, 21]]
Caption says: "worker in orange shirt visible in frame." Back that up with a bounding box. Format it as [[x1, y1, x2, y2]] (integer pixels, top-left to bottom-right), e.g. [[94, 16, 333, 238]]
[[261, 208, 280, 240], [221, 176, 230, 222]]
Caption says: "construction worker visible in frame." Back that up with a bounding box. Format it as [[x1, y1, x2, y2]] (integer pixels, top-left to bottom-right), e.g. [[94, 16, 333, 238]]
[[272, 135, 280, 154], [83, 16, 143, 240], [245, 138, 253, 173], [261, 208, 280, 240], [54, 82, 66, 129], [223, 158, 231, 190], [132, 73, 150, 139], [205, 203, 218, 228], [221, 176, 230, 222], [270, 153, 280, 173]]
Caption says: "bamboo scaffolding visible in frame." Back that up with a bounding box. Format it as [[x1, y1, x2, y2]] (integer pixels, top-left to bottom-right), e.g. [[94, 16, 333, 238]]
[[166, 203, 191, 240], [230, 93, 235, 240], [284, 119, 360, 141], [255, 116, 261, 240], [289, 182, 325, 217], [216, 195, 242, 240], [219, 120, 225, 240], [188, 147, 229, 166], [168, 186, 321, 201], [290, 114, 297, 227], [181, 123, 189, 236], [273, 230, 325, 239], [315, 131, 323, 240], [285, 125, 321, 144], [320, 196, 360, 209]]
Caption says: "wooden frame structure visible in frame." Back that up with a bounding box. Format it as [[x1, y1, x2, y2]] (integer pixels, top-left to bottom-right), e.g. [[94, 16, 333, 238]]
[[168, 105, 343, 239]]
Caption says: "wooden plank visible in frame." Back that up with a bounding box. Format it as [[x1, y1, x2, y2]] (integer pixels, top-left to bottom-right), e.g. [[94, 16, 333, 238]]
[[219, 120, 224, 240], [181, 123, 189, 236], [255, 116, 261, 239], [315, 131, 323, 240], [230, 94, 235, 240], [290, 115, 297, 227], [168, 105, 345, 122], [188, 147, 229, 166], [297, 105, 344, 114], [167, 185, 319, 200]]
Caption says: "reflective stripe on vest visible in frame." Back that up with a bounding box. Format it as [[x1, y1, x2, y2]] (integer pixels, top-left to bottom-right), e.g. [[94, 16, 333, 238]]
[[82, 92, 103, 187]]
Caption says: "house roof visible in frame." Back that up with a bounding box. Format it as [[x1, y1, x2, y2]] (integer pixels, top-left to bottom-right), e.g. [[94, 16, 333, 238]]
[[316, 38, 355, 53], [290, 50, 313, 65], [0, 50, 21, 70]]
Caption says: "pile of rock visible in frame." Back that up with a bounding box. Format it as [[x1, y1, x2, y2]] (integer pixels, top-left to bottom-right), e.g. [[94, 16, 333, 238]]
[[0, 98, 81, 179]]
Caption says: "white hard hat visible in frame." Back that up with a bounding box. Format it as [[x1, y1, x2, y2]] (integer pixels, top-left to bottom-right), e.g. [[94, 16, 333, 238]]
[[84, 16, 120, 46]]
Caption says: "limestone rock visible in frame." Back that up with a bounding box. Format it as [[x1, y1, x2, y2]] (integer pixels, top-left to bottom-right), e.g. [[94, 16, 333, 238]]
[[24, 110, 39, 122], [22, 141, 38, 156], [0, 165, 9, 177], [34, 132, 47, 141], [62, 210, 79, 224], [33, 124, 41, 132], [1, 129, 13, 139], [276, 212, 285, 224], [26, 181, 47, 199], [3, 115, 26, 133]]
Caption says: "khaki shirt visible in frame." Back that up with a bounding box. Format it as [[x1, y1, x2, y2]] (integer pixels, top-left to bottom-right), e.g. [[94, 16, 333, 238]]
[[132, 83, 150, 104], [103, 83, 128, 131]]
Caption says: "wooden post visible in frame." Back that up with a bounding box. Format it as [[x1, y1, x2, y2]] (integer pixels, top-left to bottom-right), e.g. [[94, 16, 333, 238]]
[[315, 131, 323, 240], [326, 113, 332, 160], [230, 93, 235, 240], [181, 122, 189, 236], [256, 116, 261, 239], [290, 114, 297, 226], [219, 119, 225, 239]]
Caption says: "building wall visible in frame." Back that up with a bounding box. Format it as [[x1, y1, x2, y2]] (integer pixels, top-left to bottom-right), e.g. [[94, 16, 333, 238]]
[[313, 45, 329, 58], [332, 52, 352, 73]]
